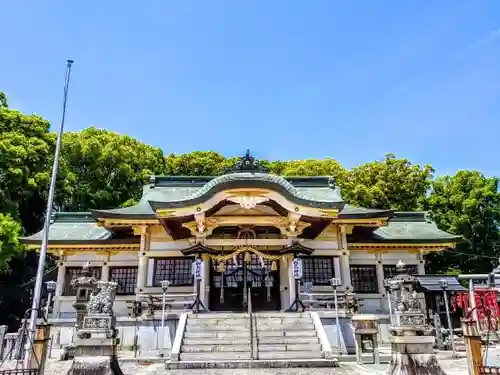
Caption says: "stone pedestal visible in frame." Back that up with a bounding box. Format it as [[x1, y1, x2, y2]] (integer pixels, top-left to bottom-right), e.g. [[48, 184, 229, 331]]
[[66, 281, 123, 375], [390, 314, 445, 375], [352, 314, 379, 364], [387, 261, 447, 375]]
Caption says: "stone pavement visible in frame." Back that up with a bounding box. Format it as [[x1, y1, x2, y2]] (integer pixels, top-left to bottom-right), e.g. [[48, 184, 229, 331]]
[[2, 347, 499, 375], [152, 347, 500, 375]]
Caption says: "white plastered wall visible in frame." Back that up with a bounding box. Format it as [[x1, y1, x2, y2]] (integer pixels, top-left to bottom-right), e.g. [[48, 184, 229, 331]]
[[56, 252, 139, 318], [348, 250, 421, 314]]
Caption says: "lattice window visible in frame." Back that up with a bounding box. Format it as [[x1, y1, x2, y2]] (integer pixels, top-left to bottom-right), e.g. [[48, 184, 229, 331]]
[[109, 267, 138, 295], [301, 257, 335, 285], [383, 264, 419, 279], [63, 267, 102, 296], [153, 258, 194, 286], [350, 265, 378, 293]]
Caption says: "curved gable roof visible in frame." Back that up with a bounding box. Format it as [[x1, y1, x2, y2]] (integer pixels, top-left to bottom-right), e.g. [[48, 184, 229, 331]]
[[149, 172, 345, 211]]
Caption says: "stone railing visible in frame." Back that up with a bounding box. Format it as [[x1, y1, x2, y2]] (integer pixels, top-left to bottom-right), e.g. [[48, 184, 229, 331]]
[[127, 293, 197, 316], [1, 332, 24, 360]]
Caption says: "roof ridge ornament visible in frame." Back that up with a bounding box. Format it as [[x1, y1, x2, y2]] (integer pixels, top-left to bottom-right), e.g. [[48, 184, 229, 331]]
[[227, 149, 269, 173]]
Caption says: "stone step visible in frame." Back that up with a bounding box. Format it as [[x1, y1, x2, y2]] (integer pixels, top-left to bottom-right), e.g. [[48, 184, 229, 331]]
[[189, 312, 310, 319], [256, 323, 315, 330], [256, 318, 313, 325], [167, 358, 339, 369], [257, 337, 320, 345], [258, 351, 323, 360], [190, 313, 250, 319], [257, 330, 317, 338], [187, 316, 311, 324], [185, 323, 315, 332], [181, 344, 250, 353], [179, 352, 251, 361], [255, 312, 310, 319], [185, 325, 250, 332], [258, 343, 322, 352], [184, 331, 250, 338], [183, 337, 251, 346], [187, 318, 250, 326]]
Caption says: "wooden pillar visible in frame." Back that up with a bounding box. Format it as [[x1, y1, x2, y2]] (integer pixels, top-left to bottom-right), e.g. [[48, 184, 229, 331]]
[[101, 253, 110, 281], [28, 323, 51, 372], [462, 318, 482, 375], [54, 261, 66, 316], [338, 226, 352, 291], [136, 226, 149, 295]]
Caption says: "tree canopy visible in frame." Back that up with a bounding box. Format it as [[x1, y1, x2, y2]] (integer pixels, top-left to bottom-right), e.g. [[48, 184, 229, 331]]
[[425, 171, 500, 274], [59, 127, 166, 212], [340, 154, 434, 211]]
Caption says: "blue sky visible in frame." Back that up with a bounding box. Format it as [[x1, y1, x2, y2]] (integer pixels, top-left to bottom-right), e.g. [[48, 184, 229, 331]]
[[2, 1, 499, 177]]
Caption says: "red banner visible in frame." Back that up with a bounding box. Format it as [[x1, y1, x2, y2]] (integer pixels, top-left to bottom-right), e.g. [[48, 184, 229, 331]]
[[452, 290, 500, 331]]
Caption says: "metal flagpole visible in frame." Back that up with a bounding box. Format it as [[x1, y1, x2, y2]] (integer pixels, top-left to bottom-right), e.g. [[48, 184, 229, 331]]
[[23, 60, 74, 368]]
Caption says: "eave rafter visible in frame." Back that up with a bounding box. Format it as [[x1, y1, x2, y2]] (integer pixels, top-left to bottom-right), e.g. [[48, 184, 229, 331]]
[[96, 218, 160, 228], [349, 242, 457, 253], [26, 243, 140, 255]]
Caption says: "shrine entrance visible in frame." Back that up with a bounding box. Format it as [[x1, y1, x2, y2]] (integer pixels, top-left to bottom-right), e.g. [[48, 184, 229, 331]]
[[209, 252, 280, 311]]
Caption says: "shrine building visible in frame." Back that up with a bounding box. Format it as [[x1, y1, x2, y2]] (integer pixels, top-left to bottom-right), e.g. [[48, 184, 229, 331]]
[[20, 152, 461, 345]]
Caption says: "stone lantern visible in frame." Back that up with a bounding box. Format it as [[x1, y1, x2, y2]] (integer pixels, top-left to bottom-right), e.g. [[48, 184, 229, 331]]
[[70, 262, 98, 330], [387, 260, 447, 375]]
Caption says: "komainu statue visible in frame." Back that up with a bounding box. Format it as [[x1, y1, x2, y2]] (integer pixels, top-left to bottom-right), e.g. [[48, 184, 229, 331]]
[[87, 281, 117, 315]]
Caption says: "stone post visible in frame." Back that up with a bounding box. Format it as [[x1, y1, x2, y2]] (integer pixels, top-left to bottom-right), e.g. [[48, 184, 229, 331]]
[[387, 260, 447, 375], [0, 325, 8, 360]]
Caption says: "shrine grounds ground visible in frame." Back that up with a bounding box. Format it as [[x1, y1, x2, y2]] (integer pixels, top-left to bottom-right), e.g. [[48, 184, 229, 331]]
[[2, 347, 499, 375]]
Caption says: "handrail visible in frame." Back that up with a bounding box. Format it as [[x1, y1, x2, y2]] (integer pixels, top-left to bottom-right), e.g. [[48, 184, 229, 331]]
[[248, 287, 254, 360]]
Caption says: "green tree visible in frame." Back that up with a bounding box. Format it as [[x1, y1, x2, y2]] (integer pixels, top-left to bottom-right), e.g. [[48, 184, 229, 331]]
[[0, 92, 7, 108], [0, 213, 22, 271], [0, 94, 56, 329], [164, 151, 236, 176], [277, 159, 347, 179], [0, 104, 56, 233], [59, 127, 166, 211], [340, 154, 434, 210], [426, 171, 500, 274]]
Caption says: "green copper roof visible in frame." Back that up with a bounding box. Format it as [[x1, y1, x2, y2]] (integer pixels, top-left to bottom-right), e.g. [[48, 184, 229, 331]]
[[149, 173, 345, 211], [20, 210, 460, 245], [350, 212, 462, 243], [338, 204, 392, 219], [93, 175, 347, 218], [21, 212, 113, 245]]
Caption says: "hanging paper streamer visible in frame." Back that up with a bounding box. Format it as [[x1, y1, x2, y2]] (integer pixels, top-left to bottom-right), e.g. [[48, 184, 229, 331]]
[[220, 271, 225, 303], [207, 246, 283, 262], [244, 252, 251, 263], [259, 256, 265, 268], [271, 261, 278, 271]]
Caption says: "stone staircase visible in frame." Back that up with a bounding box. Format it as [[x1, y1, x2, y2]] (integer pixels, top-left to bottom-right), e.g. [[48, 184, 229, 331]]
[[255, 312, 323, 360], [167, 312, 338, 369]]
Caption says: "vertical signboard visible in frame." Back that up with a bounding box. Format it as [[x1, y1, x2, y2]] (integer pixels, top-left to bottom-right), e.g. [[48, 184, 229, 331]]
[[192, 259, 205, 281], [291, 258, 303, 280]]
